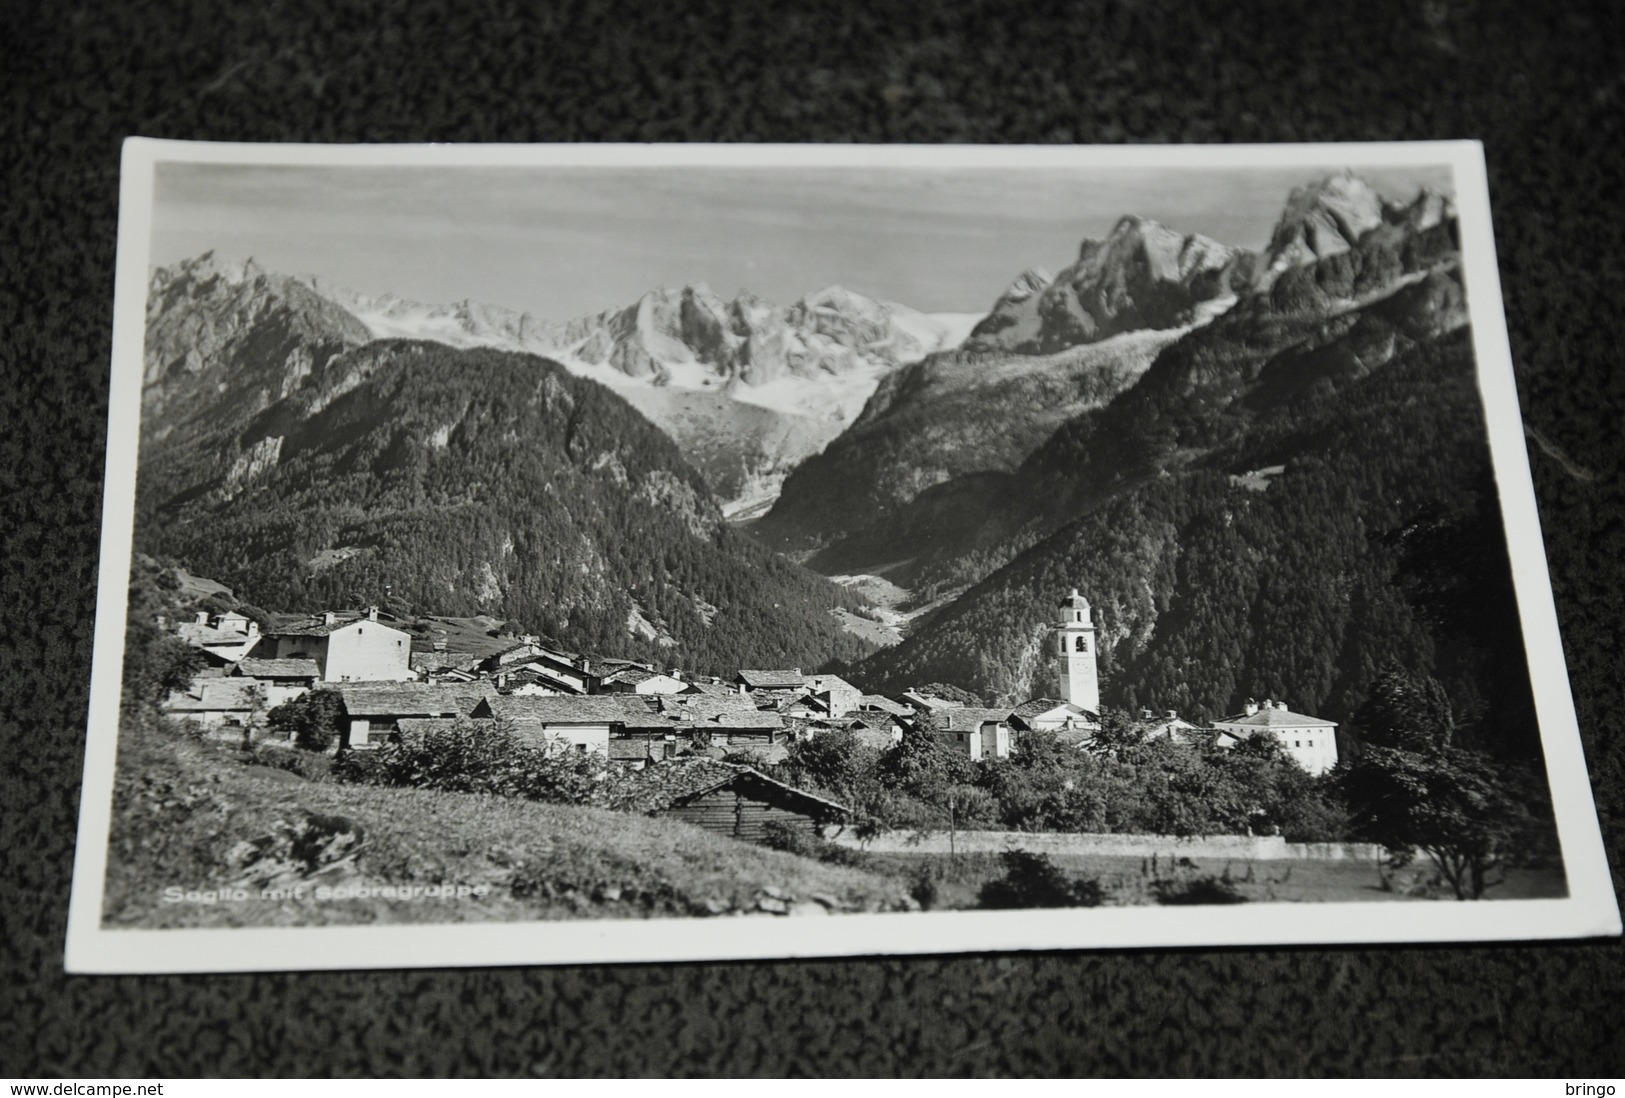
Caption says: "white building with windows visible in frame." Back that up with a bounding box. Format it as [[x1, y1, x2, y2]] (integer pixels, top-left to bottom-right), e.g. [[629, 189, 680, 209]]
[[1212, 699, 1340, 776], [255, 608, 414, 682]]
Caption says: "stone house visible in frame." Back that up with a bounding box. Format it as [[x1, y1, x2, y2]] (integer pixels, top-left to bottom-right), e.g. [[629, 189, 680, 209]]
[[336, 681, 496, 749], [470, 694, 624, 755], [231, 657, 319, 708], [937, 707, 1015, 761], [256, 609, 413, 683]]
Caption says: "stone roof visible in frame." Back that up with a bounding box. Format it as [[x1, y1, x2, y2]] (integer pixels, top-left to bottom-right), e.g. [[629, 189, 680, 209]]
[[681, 681, 739, 698], [805, 673, 860, 695], [857, 694, 911, 716], [478, 695, 631, 724], [603, 667, 663, 685], [900, 690, 958, 710], [737, 668, 806, 689], [337, 681, 493, 717], [1054, 728, 1095, 749], [1213, 705, 1337, 729], [1009, 697, 1070, 719], [655, 695, 783, 730], [234, 658, 321, 679], [395, 717, 501, 738], [409, 651, 484, 674], [851, 726, 903, 750], [942, 707, 1015, 733], [163, 680, 263, 712], [176, 623, 254, 647], [267, 613, 409, 638]]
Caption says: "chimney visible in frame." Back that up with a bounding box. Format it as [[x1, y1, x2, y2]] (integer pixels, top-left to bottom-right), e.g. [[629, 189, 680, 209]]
[[247, 620, 259, 637], [1276, 700, 1288, 711], [367, 606, 379, 622], [1244, 698, 1258, 716], [1167, 709, 1177, 720], [323, 611, 337, 626], [195, 611, 209, 626]]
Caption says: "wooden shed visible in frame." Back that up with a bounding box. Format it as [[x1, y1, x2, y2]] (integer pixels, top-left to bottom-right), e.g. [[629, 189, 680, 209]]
[[620, 759, 848, 843]]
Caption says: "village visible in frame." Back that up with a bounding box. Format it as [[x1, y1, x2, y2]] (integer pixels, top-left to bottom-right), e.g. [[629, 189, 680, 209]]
[[156, 587, 1342, 845]]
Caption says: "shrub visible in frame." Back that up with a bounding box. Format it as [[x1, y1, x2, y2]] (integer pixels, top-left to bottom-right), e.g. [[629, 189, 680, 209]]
[[333, 718, 610, 806], [267, 689, 346, 752], [246, 740, 333, 781], [977, 850, 1104, 909], [759, 820, 875, 870], [1150, 874, 1248, 906]]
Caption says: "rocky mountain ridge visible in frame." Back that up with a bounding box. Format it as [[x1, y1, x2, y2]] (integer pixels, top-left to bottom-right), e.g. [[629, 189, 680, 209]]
[[147, 260, 981, 508], [756, 172, 1461, 567]]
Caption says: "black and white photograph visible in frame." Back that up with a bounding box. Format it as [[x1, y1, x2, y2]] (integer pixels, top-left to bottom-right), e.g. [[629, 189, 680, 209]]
[[64, 139, 1619, 973]]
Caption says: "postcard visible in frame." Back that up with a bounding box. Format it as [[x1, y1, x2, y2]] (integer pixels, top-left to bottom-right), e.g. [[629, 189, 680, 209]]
[[65, 138, 1620, 973]]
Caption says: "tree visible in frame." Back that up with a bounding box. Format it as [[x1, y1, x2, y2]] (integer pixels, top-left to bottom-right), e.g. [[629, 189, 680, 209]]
[[1353, 667, 1455, 754], [877, 710, 974, 802], [1342, 744, 1534, 899], [267, 688, 347, 752], [122, 628, 207, 708], [1089, 706, 1156, 753]]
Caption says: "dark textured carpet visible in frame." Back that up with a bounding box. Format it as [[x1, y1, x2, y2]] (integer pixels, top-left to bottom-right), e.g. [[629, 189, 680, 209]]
[[4, 0, 1623, 1078]]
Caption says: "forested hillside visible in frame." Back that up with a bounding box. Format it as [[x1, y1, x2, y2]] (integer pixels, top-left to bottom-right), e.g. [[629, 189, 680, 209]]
[[846, 216, 1542, 766], [135, 340, 877, 675]]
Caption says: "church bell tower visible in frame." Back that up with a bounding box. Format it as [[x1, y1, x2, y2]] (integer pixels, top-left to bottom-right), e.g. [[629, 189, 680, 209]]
[[1053, 588, 1099, 713]]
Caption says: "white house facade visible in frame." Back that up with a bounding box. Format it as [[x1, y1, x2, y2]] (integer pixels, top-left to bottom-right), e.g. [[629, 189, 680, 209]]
[[1212, 699, 1340, 776]]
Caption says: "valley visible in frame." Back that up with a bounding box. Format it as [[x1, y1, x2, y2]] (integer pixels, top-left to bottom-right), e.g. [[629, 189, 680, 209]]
[[137, 167, 1544, 769]]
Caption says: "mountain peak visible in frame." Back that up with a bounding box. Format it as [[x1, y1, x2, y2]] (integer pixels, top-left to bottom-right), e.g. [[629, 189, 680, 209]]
[[1261, 171, 1387, 281]]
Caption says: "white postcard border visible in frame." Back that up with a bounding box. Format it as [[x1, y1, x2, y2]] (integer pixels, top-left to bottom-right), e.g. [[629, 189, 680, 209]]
[[65, 138, 1621, 974]]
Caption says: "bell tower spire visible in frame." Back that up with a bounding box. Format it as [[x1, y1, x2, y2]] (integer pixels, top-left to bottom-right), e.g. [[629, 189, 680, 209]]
[[1053, 588, 1099, 713]]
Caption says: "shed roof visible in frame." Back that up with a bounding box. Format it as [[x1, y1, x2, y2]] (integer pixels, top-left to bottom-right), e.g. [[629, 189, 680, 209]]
[[611, 759, 848, 817]]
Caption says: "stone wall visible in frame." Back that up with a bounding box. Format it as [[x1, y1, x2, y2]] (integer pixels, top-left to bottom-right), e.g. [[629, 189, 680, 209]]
[[829, 829, 1384, 862]]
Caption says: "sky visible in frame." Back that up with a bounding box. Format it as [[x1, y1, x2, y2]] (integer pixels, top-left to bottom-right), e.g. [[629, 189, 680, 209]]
[[150, 160, 1457, 318]]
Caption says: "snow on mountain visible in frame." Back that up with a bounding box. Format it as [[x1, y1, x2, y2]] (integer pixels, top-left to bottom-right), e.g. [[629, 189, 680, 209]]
[[288, 272, 982, 512]]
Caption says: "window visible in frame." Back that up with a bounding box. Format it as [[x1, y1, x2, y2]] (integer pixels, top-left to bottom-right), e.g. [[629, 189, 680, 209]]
[[1075, 637, 1088, 652], [575, 743, 588, 753]]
